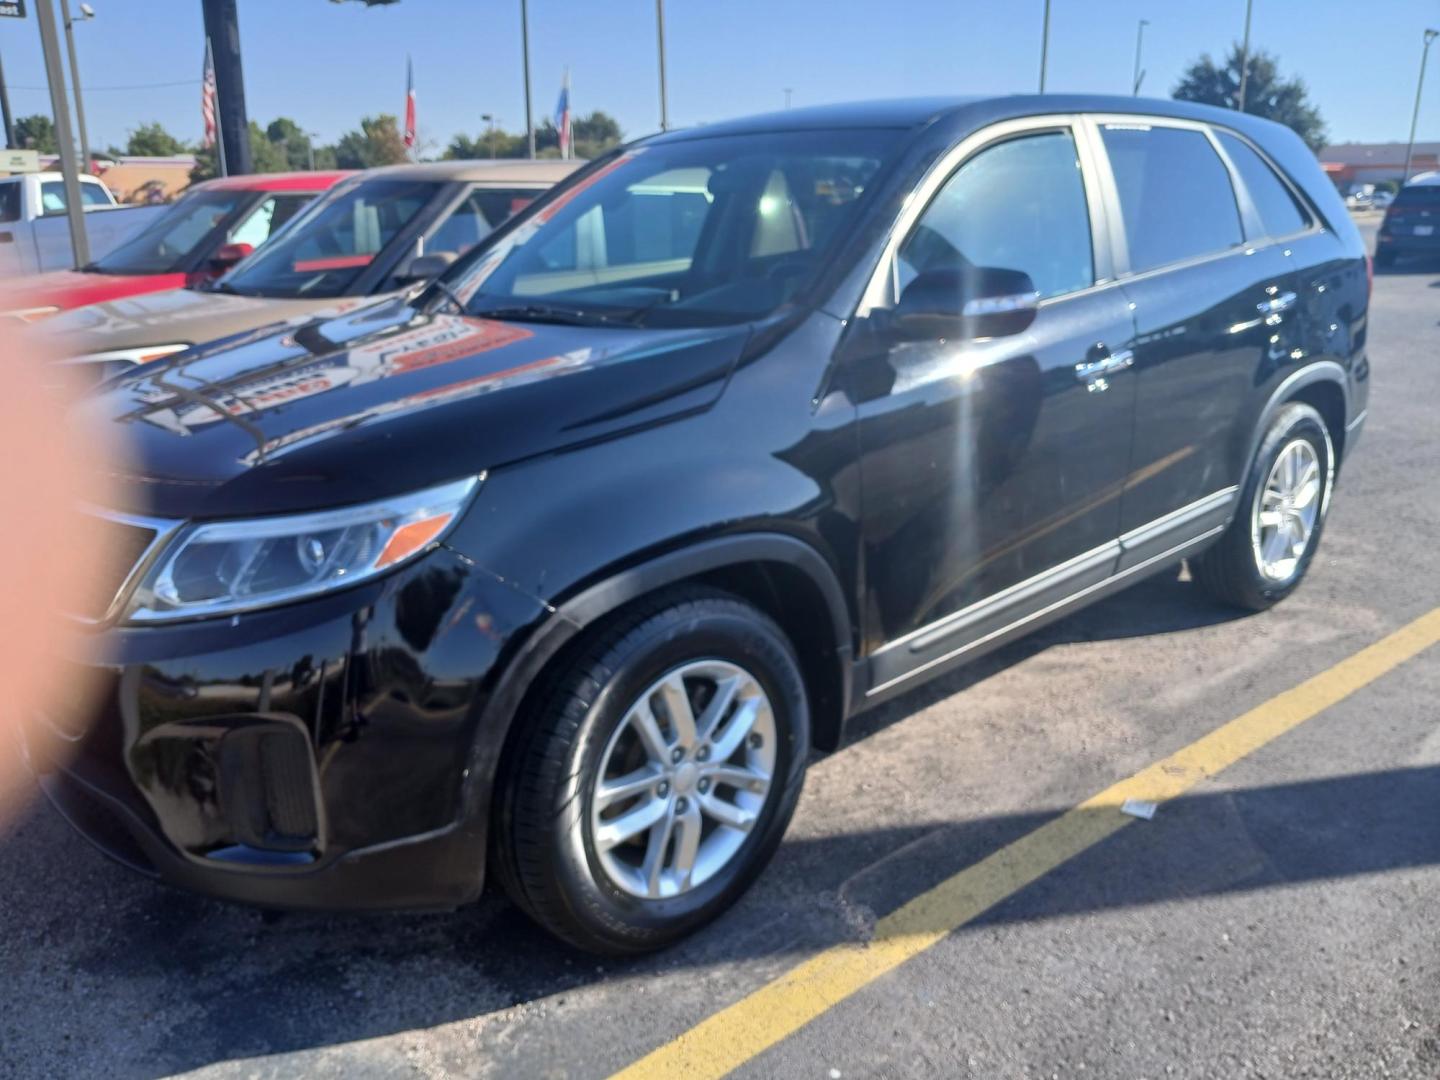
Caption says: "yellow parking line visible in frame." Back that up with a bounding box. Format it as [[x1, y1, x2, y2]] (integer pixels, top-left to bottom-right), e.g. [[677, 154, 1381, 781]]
[[612, 606, 1440, 1080]]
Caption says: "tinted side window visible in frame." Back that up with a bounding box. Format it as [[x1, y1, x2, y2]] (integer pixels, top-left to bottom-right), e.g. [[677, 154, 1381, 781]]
[[0, 183, 19, 224], [1101, 125, 1243, 273], [1217, 132, 1308, 238], [899, 130, 1094, 300]]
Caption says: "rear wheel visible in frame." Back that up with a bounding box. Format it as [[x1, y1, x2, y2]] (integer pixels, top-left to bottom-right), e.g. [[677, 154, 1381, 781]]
[[1192, 402, 1333, 611], [494, 589, 809, 954]]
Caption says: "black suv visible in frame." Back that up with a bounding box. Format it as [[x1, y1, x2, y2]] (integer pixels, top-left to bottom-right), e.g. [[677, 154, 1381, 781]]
[[39, 96, 1368, 954]]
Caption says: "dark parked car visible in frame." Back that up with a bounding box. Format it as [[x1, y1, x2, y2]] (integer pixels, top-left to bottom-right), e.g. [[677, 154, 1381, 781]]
[[36, 95, 1368, 954], [1375, 171, 1440, 266]]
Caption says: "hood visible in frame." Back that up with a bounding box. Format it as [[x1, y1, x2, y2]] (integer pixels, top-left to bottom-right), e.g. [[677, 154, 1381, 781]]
[[2, 269, 185, 320], [84, 298, 750, 519], [37, 287, 376, 357]]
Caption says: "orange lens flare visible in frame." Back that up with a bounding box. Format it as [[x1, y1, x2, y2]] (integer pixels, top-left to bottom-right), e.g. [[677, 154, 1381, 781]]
[[375, 513, 454, 569]]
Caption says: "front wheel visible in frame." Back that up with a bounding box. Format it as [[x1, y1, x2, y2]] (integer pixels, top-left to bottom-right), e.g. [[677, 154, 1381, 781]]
[[1192, 401, 1334, 611], [494, 589, 809, 954]]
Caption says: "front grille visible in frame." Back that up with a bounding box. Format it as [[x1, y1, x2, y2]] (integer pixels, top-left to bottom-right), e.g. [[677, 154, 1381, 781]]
[[77, 517, 159, 621]]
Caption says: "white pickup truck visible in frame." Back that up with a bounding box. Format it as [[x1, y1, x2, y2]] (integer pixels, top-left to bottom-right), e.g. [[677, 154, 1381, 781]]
[[0, 172, 164, 277]]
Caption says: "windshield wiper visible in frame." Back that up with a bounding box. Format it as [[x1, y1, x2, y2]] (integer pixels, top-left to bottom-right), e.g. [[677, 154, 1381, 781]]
[[476, 303, 642, 328]]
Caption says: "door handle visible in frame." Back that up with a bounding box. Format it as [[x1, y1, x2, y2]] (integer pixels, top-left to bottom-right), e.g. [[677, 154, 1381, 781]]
[[1257, 290, 1297, 315], [1075, 347, 1133, 393]]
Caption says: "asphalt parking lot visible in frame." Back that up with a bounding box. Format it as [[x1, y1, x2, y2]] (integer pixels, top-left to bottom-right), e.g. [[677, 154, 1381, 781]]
[[4, 215, 1439, 1080]]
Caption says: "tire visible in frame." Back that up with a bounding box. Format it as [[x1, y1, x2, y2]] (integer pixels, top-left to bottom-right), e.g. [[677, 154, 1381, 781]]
[[494, 588, 810, 954], [1192, 401, 1334, 611]]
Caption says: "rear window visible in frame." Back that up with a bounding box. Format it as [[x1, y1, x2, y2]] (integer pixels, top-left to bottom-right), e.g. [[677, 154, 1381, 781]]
[[1216, 132, 1309, 239], [1102, 124, 1244, 273], [40, 180, 111, 214], [1393, 185, 1440, 208]]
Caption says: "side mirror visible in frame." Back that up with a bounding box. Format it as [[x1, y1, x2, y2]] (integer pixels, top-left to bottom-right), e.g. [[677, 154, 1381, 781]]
[[398, 251, 458, 284], [893, 266, 1039, 342], [210, 242, 253, 270]]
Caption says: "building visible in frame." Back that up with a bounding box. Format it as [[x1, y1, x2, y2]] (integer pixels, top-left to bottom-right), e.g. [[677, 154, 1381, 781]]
[[1320, 141, 1440, 189], [19, 154, 199, 204]]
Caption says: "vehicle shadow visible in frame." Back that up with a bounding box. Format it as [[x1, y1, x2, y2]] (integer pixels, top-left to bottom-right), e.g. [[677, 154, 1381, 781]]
[[19, 757, 1438, 1077], [5, 568, 1278, 1077], [843, 564, 1250, 746]]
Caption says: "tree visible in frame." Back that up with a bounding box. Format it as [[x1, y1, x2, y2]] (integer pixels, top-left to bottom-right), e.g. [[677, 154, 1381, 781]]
[[14, 115, 56, 153], [573, 110, 622, 150], [443, 110, 623, 162], [189, 121, 291, 182], [265, 117, 315, 171], [443, 128, 527, 160], [1173, 46, 1328, 152], [125, 121, 187, 157], [333, 114, 409, 168]]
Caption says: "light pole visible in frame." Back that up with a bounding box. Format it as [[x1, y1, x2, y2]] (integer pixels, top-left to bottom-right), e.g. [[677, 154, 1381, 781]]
[[656, 0, 669, 130], [0, 41, 15, 148], [1133, 19, 1149, 96], [783, 88, 793, 109], [59, 0, 93, 170], [306, 131, 318, 171], [482, 113, 497, 158], [1237, 0, 1254, 111], [1403, 29, 1440, 185], [520, 0, 534, 158], [1038, 0, 1051, 92], [33, 0, 88, 266]]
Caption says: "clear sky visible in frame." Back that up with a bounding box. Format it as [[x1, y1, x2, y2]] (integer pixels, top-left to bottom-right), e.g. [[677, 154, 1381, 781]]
[[0, 0, 1437, 155]]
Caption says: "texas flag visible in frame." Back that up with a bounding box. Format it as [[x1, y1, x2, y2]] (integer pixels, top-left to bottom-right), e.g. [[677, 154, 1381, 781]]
[[554, 70, 572, 160], [403, 55, 417, 152]]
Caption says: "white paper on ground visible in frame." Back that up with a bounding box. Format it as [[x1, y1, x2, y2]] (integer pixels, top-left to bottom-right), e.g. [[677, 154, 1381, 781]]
[[1121, 798, 1158, 820]]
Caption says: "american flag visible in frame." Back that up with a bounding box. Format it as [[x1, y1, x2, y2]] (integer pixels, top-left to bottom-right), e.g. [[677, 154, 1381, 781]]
[[403, 56, 417, 151], [201, 39, 219, 149], [554, 70, 572, 160]]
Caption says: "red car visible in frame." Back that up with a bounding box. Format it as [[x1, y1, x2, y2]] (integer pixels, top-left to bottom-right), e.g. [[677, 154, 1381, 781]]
[[2, 170, 351, 321]]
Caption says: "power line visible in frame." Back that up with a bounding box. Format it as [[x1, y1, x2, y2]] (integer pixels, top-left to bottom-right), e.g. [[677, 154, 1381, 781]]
[[6, 78, 199, 92]]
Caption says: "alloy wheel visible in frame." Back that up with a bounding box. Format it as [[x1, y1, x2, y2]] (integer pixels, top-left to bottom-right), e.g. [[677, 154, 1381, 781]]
[[588, 660, 777, 900], [1251, 437, 1322, 582]]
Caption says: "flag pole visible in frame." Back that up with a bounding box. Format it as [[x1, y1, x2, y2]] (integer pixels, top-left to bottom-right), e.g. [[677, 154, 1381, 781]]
[[206, 37, 228, 177]]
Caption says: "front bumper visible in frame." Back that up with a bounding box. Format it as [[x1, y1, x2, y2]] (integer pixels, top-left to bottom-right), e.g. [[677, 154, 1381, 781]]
[[32, 546, 547, 911]]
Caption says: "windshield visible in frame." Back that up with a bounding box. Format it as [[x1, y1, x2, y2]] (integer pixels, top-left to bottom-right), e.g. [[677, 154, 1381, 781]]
[[222, 177, 440, 300], [92, 189, 250, 275], [450, 129, 898, 328]]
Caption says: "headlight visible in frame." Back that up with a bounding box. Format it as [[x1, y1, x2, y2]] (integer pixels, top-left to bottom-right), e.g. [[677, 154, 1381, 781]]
[[123, 477, 481, 623]]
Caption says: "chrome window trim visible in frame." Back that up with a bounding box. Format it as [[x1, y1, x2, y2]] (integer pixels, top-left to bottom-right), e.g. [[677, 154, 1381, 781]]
[[1084, 112, 1325, 278], [857, 114, 1113, 319], [70, 506, 185, 627], [1206, 124, 1325, 241]]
